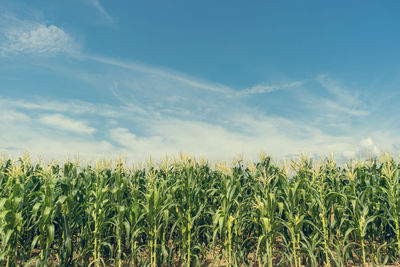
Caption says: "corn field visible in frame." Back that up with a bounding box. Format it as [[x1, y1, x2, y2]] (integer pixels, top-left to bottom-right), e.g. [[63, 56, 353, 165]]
[[1, 154, 400, 266]]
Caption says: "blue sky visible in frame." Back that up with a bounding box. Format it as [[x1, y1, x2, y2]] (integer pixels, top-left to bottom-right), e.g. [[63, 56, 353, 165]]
[[1, 1, 400, 161]]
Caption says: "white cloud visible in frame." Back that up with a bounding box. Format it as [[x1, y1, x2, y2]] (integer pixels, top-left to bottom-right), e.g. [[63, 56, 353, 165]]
[[0, 97, 120, 117], [105, 115, 362, 162], [360, 137, 379, 155], [342, 137, 380, 160], [39, 114, 96, 134], [0, 107, 111, 160], [0, 109, 30, 122], [110, 127, 138, 146], [109, 127, 164, 153], [0, 92, 395, 163], [236, 81, 303, 97], [0, 14, 77, 56]]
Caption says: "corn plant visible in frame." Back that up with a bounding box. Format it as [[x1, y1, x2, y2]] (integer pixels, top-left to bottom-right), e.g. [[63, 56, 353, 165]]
[[127, 170, 144, 266], [279, 158, 313, 267], [171, 159, 209, 266], [253, 178, 280, 267], [143, 169, 172, 267], [29, 166, 61, 267], [379, 159, 400, 261], [55, 163, 75, 266], [211, 164, 240, 267], [0, 164, 24, 267], [308, 159, 347, 266], [343, 173, 377, 266], [88, 164, 113, 267], [109, 160, 130, 267]]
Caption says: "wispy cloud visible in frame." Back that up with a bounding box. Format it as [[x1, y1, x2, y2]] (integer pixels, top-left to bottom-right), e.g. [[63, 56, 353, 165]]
[[297, 76, 369, 125], [39, 114, 96, 134], [0, 13, 78, 56], [0, 97, 120, 117], [316, 74, 362, 107], [235, 81, 303, 97], [84, 55, 305, 102], [86, 0, 116, 25], [86, 55, 235, 94], [323, 99, 368, 117], [0, 89, 396, 162], [0, 109, 30, 122]]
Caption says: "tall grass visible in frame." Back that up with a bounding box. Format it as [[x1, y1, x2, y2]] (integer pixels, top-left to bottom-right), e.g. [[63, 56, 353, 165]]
[[0, 154, 400, 266]]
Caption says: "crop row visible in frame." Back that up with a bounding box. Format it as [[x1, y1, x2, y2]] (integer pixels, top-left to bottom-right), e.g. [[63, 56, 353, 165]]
[[0, 154, 399, 266]]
